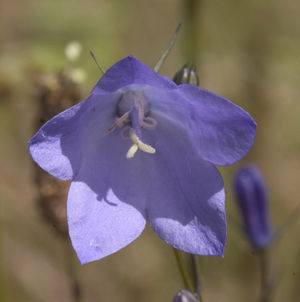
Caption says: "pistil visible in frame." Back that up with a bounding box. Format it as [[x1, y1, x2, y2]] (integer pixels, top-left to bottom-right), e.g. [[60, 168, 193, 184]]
[[107, 92, 157, 158], [126, 104, 156, 158], [130, 106, 142, 140], [126, 130, 156, 158]]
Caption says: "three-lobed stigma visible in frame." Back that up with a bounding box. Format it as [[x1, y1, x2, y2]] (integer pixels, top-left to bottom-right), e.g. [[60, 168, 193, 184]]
[[126, 130, 156, 158]]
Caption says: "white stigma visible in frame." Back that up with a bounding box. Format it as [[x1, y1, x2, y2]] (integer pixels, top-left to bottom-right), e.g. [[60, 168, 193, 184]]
[[126, 131, 156, 159]]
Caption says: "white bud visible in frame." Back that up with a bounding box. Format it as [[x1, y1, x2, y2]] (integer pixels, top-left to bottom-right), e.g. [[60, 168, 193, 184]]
[[69, 68, 86, 84], [65, 41, 82, 61]]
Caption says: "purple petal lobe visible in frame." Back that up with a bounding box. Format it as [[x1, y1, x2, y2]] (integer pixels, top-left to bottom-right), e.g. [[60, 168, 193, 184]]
[[68, 181, 146, 264], [92, 56, 176, 94], [143, 115, 226, 256], [29, 100, 86, 180], [178, 85, 256, 165], [66, 115, 150, 263], [29, 92, 121, 180]]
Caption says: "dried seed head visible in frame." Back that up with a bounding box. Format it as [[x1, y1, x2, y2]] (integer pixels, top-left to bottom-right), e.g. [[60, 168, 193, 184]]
[[33, 71, 82, 237]]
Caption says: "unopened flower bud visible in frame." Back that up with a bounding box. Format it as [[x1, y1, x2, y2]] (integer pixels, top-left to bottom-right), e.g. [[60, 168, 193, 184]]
[[233, 165, 272, 249], [172, 290, 198, 302], [173, 64, 199, 86]]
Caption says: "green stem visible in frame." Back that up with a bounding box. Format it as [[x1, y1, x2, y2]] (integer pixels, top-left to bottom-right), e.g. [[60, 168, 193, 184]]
[[65, 242, 82, 302], [172, 248, 193, 292], [190, 254, 204, 302], [154, 24, 181, 73], [182, 0, 202, 64], [258, 249, 273, 302], [181, 1, 204, 301]]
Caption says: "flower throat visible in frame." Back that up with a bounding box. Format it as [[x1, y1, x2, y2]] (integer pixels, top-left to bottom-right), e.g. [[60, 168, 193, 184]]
[[106, 91, 157, 158]]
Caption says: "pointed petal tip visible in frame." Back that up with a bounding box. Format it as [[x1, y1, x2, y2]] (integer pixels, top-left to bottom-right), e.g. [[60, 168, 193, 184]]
[[216, 245, 225, 257], [125, 54, 136, 60], [166, 239, 225, 257], [77, 254, 102, 266], [92, 55, 176, 94], [173, 84, 257, 166], [116, 55, 143, 67], [78, 257, 89, 266]]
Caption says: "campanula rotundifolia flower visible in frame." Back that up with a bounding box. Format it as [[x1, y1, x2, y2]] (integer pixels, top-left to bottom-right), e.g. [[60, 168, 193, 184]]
[[29, 56, 256, 264]]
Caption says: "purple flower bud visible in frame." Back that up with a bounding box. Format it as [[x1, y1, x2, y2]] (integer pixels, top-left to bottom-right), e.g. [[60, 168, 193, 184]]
[[233, 165, 272, 249], [172, 290, 198, 302]]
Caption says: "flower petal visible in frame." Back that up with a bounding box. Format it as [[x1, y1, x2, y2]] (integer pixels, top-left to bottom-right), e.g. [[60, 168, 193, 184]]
[[142, 115, 227, 256], [67, 122, 151, 263], [67, 181, 146, 264], [92, 56, 176, 94], [29, 92, 121, 180], [143, 85, 256, 166], [178, 85, 256, 166], [67, 108, 225, 259]]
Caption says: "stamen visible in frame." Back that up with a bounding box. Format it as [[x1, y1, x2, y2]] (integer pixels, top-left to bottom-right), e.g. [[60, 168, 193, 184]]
[[106, 111, 130, 134], [107, 93, 158, 158], [141, 117, 157, 130], [115, 111, 130, 127]]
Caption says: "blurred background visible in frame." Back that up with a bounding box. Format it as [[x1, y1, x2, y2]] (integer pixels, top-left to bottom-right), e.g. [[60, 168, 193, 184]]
[[1, 0, 300, 301]]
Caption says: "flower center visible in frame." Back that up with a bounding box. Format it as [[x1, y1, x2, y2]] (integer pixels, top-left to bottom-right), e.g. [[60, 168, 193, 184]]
[[106, 91, 157, 158]]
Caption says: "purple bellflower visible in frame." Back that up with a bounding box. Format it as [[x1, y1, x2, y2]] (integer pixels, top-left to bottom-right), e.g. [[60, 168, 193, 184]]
[[29, 56, 256, 264], [233, 165, 272, 249]]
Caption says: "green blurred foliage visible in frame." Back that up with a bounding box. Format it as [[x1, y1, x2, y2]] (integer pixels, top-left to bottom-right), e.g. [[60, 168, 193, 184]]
[[1, 0, 300, 301]]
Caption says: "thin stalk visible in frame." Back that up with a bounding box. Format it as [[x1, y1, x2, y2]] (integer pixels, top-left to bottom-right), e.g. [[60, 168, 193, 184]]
[[258, 249, 273, 302], [154, 24, 181, 73], [190, 254, 204, 302], [65, 242, 82, 302], [182, 0, 202, 64], [89, 50, 105, 75], [172, 248, 193, 292], [182, 1, 204, 300]]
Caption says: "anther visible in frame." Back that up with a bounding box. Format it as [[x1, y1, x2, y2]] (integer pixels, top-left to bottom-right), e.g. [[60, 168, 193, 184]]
[[117, 91, 150, 117], [141, 117, 157, 130], [106, 111, 130, 134]]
